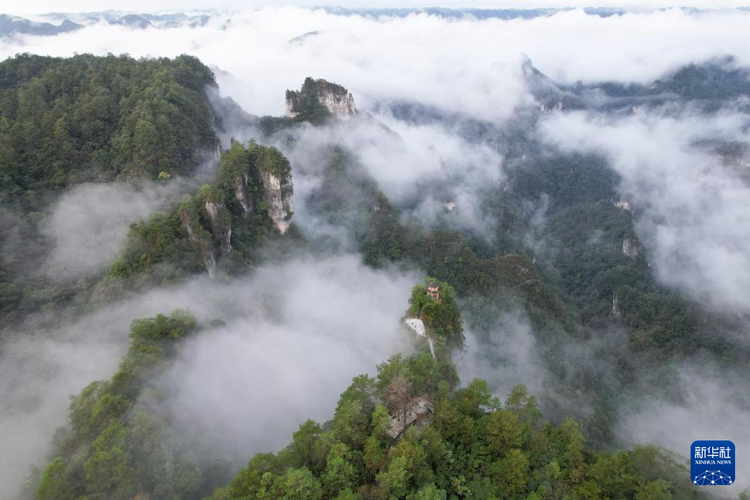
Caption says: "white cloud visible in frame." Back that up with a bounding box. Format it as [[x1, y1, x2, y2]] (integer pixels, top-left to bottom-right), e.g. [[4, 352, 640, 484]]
[[0, 255, 417, 498], [3, 7, 750, 121], [6, 1, 750, 17], [540, 110, 750, 313]]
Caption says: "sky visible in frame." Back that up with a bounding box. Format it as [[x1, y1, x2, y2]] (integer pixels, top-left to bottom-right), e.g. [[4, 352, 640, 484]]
[[4, 0, 750, 16]]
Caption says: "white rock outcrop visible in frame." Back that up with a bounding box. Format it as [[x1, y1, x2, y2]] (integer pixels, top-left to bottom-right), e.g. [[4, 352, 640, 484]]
[[404, 318, 436, 359], [622, 236, 639, 261], [234, 173, 251, 213], [204, 200, 231, 253], [286, 78, 356, 120], [260, 170, 294, 234], [180, 211, 216, 279], [613, 198, 633, 212], [612, 294, 623, 319]]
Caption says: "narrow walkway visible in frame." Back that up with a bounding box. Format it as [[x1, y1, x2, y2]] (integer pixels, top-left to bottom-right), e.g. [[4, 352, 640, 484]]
[[404, 318, 436, 359]]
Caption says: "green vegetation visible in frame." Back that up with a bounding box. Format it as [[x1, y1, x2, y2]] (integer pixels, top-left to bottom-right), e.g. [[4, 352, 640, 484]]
[[32, 311, 231, 500], [106, 140, 292, 283], [0, 53, 220, 329], [7, 55, 750, 500], [212, 351, 703, 500], [249, 139, 293, 178], [408, 278, 464, 349], [0, 53, 219, 206], [297, 136, 748, 448], [285, 77, 334, 125]]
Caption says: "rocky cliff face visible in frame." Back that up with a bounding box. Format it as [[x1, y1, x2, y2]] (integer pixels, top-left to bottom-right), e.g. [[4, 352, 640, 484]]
[[612, 294, 623, 319], [612, 198, 633, 212], [260, 169, 294, 234], [234, 172, 252, 213], [179, 209, 216, 278], [286, 77, 356, 120], [622, 236, 639, 261], [204, 200, 232, 253]]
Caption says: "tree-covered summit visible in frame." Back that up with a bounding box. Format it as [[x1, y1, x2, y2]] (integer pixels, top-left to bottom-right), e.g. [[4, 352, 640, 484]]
[[0, 53, 219, 207], [211, 350, 705, 500], [408, 277, 464, 349], [32, 310, 233, 500]]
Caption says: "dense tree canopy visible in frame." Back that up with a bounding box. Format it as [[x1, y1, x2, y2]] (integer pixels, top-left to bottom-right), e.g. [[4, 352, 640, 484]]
[[212, 351, 705, 500], [31, 311, 232, 500], [0, 53, 219, 207], [408, 278, 464, 349]]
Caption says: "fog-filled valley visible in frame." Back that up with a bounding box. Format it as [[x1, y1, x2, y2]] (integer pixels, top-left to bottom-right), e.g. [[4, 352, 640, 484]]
[[1, 3, 750, 500]]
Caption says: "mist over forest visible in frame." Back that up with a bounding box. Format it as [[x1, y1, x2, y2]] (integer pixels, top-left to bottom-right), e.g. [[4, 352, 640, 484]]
[[1, 3, 750, 500]]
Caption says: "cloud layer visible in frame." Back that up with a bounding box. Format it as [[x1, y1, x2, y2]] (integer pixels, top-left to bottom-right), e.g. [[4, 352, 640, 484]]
[[2, 6, 750, 499], [540, 110, 750, 313], [0, 255, 416, 498], [2, 7, 750, 121]]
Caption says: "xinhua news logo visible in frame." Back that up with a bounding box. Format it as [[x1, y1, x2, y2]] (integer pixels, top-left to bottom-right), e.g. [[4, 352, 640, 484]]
[[691, 440, 735, 486]]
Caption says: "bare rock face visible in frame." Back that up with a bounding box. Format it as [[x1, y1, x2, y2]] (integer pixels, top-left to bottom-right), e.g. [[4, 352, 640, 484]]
[[613, 198, 633, 212], [179, 209, 216, 279], [204, 200, 232, 253], [260, 169, 294, 234], [234, 172, 252, 213], [622, 236, 639, 261], [286, 77, 356, 120], [612, 294, 623, 319]]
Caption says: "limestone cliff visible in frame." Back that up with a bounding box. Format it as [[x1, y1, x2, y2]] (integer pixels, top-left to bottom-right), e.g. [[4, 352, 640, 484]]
[[197, 185, 232, 254], [234, 172, 252, 214], [219, 140, 294, 235], [179, 203, 216, 279], [259, 169, 294, 234], [204, 199, 232, 253], [285, 77, 356, 121]]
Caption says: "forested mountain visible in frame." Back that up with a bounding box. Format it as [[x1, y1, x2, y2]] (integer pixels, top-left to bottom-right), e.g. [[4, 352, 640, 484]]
[[31, 286, 706, 500], [0, 53, 219, 328], [0, 12, 212, 37], [0, 53, 218, 203], [0, 39, 748, 500], [32, 311, 232, 500]]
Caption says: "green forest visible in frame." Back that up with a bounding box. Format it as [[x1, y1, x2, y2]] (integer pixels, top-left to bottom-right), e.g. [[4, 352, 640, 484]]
[[0, 53, 219, 206], [1, 51, 747, 500], [30, 298, 709, 500]]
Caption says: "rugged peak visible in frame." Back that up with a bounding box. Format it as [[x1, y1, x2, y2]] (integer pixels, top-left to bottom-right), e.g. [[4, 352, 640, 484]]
[[285, 77, 356, 122]]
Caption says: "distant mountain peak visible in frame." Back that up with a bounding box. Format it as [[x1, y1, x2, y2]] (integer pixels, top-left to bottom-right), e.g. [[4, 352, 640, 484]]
[[285, 77, 357, 122]]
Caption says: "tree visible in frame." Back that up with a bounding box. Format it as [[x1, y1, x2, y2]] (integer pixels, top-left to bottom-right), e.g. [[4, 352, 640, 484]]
[[385, 374, 414, 426], [453, 379, 495, 417], [486, 410, 524, 458], [409, 483, 447, 500], [36, 458, 75, 500], [488, 449, 529, 498], [377, 456, 410, 500], [321, 444, 357, 497], [280, 468, 323, 500], [292, 420, 323, 472], [635, 480, 672, 500]]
